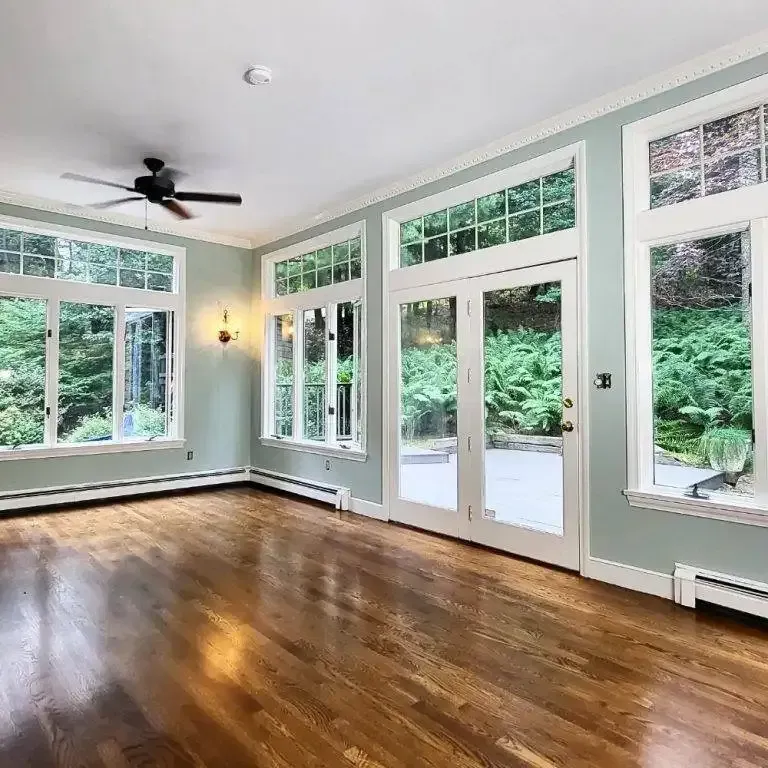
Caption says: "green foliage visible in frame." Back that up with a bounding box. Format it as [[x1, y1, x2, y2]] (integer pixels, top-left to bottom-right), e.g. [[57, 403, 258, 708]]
[[65, 414, 113, 443]]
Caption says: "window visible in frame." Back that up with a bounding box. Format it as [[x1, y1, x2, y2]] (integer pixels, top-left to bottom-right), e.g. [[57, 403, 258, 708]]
[[274, 235, 362, 296], [649, 106, 767, 208], [624, 78, 768, 515], [0, 218, 184, 458], [399, 162, 575, 267], [262, 224, 366, 457]]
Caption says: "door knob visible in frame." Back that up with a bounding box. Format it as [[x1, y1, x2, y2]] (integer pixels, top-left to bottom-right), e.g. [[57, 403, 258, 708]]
[[561, 421, 574, 433], [563, 397, 574, 408]]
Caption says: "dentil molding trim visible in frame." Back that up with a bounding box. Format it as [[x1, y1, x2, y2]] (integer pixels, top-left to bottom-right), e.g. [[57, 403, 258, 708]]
[[251, 29, 768, 248], [0, 189, 253, 249]]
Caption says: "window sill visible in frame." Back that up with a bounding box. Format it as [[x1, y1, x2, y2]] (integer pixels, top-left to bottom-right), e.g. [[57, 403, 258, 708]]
[[0, 438, 186, 462], [260, 437, 367, 462], [624, 488, 768, 527]]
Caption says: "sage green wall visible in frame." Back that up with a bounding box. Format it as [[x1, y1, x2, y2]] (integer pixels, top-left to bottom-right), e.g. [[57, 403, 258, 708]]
[[253, 53, 768, 582], [0, 203, 253, 493]]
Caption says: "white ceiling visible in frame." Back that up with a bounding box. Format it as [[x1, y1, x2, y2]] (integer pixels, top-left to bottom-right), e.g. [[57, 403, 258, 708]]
[[0, 1, 767, 244]]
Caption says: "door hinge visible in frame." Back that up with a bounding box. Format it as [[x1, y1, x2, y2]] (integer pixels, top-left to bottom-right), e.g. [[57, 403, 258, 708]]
[[328, 406, 335, 416], [45, 407, 50, 417], [467, 435, 472, 452], [466, 299, 472, 316], [749, 282, 753, 299], [752, 428, 756, 445], [468, 504, 473, 521], [467, 368, 471, 384], [328, 331, 336, 341], [47, 329, 52, 338]]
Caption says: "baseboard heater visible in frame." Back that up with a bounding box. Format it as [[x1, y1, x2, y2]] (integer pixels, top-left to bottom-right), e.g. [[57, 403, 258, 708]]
[[249, 467, 350, 511], [0, 468, 250, 514], [674, 564, 768, 620]]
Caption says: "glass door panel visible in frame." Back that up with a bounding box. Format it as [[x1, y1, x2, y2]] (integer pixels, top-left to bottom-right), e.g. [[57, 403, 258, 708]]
[[482, 282, 564, 535], [398, 296, 458, 510]]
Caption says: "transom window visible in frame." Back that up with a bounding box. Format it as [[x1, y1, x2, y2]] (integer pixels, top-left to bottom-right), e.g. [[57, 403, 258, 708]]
[[273, 234, 362, 296], [0, 218, 183, 458], [649, 104, 768, 208], [399, 162, 575, 267], [0, 227, 175, 292], [262, 224, 366, 458]]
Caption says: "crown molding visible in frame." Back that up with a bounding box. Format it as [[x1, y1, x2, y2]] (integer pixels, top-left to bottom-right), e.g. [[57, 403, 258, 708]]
[[250, 29, 768, 249], [0, 189, 253, 249]]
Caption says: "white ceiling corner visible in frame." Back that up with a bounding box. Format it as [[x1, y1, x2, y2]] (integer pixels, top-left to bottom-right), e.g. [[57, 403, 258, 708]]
[[0, 1, 767, 250]]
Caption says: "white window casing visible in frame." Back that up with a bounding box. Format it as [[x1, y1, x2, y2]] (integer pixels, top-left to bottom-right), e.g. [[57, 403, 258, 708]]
[[0, 214, 185, 460], [623, 75, 768, 522]]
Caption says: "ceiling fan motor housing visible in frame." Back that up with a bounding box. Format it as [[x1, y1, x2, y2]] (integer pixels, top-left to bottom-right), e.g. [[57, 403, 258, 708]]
[[134, 174, 174, 202]]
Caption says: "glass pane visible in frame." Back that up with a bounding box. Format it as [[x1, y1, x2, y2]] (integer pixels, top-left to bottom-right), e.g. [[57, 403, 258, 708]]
[[508, 211, 540, 242], [273, 314, 294, 437], [336, 302, 360, 446], [350, 237, 362, 261], [483, 284, 564, 534], [399, 297, 457, 510], [275, 277, 288, 296], [542, 166, 575, 205], [90, 265, 117, 286], [119, 269, 146, 289], [333, 242, 350, 264], [400, 218, 423, 245], [23, 233, 55, 257], [333, 262, 349, 283], [649, 128, 700, 175], [542, 200, 576, 234], [120, 249, 146, 270], [302, 251, 316, 272], [58, 303, 114, 443], [703, 108, 760, 160], [23, 255, 55, 278], [146, 272, 173, 292], [0, 297, 46, 449], [303, 308, 326, 442], [89, 244, 118, 265], [704, 149, 761, 196], [0, 253, 21, 274], [275, 260, 288, 281], [302, 271, 317, 291], [287, 274, 302, 293], [124, 309, 170, 439], [449, 228, 475, 256], [146, 253, 174, 273], [507, 180, 540, 214], [652, 232, 753, 497], [424, 235, 448, 262], [350, 258, 362, 280], [477, 192, 506, 223], [449, 202, 475, 231], [56, 258, 88, 282], [316, 247, 333, 269], [1, 230, 21, 251], [316, 267, 332, 288], [424, 210, 448, 238], [478, 220, 506, 249], [650, 167, 701, 208], [287, 257, 302, 276], [400, 242, 423, 267]]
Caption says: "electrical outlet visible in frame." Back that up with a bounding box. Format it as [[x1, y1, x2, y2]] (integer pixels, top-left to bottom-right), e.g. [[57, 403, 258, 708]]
[[325, 459, 331, 471], [187, 451, 194, 460]]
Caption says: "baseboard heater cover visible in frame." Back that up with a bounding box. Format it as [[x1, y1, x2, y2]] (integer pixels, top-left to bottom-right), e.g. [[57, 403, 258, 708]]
[[249, 467, 350, 511], [0, 468, 251, 513], [674, 564, 768, 620]]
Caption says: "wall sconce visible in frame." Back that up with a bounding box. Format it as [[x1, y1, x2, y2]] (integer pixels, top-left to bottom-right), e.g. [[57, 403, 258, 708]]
[[218, 309, 240, 344]]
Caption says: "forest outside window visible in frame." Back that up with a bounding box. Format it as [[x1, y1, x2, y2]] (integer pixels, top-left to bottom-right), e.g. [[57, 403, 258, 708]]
[[624, 80, 768, 516], [263, 225, 365, 458], [0, 218, 183, 458]]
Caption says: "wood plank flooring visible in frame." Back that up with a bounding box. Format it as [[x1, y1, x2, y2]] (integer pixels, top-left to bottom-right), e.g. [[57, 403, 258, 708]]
[[1, 486, 768, 767]]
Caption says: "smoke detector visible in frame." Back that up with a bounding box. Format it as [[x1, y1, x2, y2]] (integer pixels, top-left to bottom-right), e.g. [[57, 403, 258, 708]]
[[243, 65, 273, 86]]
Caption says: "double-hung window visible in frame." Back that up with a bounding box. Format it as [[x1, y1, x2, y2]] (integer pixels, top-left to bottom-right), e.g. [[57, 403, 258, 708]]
[[0, 217, 184, 459], [261, 222, 365, 459], [624, 75, 768, 518]]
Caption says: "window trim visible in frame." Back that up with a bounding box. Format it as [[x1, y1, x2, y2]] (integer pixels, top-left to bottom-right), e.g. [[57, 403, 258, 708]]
[[0, 215, 185, 460], [623, 81, 768, 522], [260, 221, 367, 458]]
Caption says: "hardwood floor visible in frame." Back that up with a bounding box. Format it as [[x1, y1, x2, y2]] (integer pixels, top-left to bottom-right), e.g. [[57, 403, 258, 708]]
[[1, 487, 768, 767]]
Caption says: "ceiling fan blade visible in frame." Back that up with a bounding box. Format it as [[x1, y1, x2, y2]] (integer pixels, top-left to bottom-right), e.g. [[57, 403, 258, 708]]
[[89, 196, 145, 210], [62, 172, 134, 191], [174, 191, 242, 205], [157, 166, 187, 185], [160, 199, 194, 220]]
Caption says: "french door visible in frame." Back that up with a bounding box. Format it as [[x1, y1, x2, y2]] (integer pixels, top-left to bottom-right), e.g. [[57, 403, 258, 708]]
[[388, 259, 580, 569]]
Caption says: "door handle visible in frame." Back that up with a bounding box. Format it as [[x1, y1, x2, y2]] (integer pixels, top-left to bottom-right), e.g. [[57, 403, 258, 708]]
[[561, 421, 574, 433]]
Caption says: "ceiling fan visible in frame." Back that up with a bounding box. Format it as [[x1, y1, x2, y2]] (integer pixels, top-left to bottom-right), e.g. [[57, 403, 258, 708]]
[[62, 157, 242, 220]]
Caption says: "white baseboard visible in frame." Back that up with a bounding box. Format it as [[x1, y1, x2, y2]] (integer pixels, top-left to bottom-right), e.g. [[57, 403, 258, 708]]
[[583, 556, 674, 600], [349, 497, 387, 521], [249, 466, 350, 510], [0, 467, 250, 513]]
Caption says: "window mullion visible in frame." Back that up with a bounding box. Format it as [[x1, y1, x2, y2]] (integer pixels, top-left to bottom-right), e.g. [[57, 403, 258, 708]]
[[294, 309, 303, 442], [327, 302, 337, 446], [114, 304, 126, 443], [44, 298, 60, 447], [750, 218, 768, 505]]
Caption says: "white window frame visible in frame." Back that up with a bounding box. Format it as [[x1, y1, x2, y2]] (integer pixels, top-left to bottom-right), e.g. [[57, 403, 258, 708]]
[[624, 75, 768, 525], [260, 221, 367, 461], [0, 214, 186, 460]]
